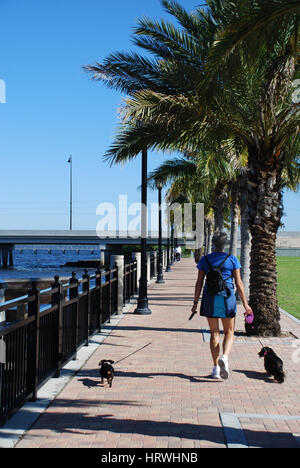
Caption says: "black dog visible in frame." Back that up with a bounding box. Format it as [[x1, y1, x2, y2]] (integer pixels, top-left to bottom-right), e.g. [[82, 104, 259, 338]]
[[258, 347, 285, 383], [99, 360, 115, 387]]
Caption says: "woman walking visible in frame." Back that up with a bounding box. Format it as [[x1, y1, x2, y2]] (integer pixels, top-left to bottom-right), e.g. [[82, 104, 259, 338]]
[[191, 231, 253, 380]]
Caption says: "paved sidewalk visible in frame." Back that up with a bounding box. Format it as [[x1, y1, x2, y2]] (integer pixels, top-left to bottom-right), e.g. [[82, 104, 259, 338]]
[[12, 258, 300, 448]]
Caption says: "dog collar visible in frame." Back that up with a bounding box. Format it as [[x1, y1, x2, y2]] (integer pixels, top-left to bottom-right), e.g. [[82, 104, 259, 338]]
[[264, 351, 268, 356]]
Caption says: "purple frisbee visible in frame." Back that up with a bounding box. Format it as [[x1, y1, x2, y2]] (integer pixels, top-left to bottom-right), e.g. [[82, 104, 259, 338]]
[[245, 313, 254, 324]]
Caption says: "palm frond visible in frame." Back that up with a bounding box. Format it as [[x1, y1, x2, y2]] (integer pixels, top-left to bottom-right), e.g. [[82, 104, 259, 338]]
[[207, 0, 300, 76]]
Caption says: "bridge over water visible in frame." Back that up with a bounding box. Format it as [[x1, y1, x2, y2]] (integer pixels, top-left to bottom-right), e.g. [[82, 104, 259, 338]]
[[0, 230, 185, 267]]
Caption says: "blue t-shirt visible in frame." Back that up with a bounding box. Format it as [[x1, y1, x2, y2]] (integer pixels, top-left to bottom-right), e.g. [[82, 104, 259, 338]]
[[197, 252, 241, 285]]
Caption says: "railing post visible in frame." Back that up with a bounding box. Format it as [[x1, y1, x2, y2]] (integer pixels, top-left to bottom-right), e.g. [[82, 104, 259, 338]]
[[146, 251, 151, 284], [114, 262, 118, 314], [132, 252, 141, 292], [83, 269, 90, 346], [69, 272, 79, 359], [131, 261, 134, 296], [95, 266, 102, 331], [128, 261, 132, 298], [153, 251, 157, 277], [134, 260, 138, 294], [51, 276, 63, 378], [28, 281, 40, 402], [110, 255, 124, 314], [108, 266, 112, 324], [123, 262, 126, 306], [0, 337, 6, 420]]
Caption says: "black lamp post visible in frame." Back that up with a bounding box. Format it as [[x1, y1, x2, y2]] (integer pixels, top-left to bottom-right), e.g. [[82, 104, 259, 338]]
[[156, 181, 165, 284], [67, 155, 73, 230], [134, 148, 151, 315], [170, 222, 174, 266], [166, 210, 171, 272]]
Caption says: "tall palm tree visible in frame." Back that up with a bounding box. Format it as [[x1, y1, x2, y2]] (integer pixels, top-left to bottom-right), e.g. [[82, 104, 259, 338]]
[[84, 0, 300, 336], [229, 180, 239, 257], [120, 9, 300, 338], [206, 0, 300, 77]]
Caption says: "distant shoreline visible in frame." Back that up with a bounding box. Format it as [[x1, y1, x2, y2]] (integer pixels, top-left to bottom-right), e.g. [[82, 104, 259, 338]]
[[61, 259, 101, 268]]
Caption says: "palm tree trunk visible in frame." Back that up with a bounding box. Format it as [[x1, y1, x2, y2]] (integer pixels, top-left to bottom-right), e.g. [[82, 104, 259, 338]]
[[240, 209, 251, 300], [229, 182, 239, 256], [207, 219, 213, 254], [204, 218, 208, 255], [213, 183, 228, 232], [204, 217, 213, 254], [238, 173, 251, 301], [246, 151, 283, 337], [213, 209, 224, 232]]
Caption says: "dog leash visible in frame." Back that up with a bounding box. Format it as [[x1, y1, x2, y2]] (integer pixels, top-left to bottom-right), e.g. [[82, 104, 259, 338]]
[[113, 342, 152, 365]]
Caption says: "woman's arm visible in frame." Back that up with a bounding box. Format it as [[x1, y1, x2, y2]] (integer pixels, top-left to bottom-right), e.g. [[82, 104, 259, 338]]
[[233, 269, 253, 316], [191, 270, 205, 314]]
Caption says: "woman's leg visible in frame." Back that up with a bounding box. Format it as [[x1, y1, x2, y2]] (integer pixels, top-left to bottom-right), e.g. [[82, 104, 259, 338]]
[[221, 317, 235, 357], [207, 318, 220, 366]]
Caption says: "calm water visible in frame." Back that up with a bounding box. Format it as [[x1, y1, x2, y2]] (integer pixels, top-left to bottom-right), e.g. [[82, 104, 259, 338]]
[[0, 246, 102, 282]]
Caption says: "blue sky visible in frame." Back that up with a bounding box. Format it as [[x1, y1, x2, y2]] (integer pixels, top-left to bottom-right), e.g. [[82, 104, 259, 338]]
[[0, 0, 299, 232]]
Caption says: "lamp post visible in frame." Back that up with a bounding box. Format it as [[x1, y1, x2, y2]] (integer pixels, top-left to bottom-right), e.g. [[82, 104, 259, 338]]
[[170, 222, 174, 266], [67, 155, 73, 230], [156, 181, 165, 284], [134, 148, 151, 315], [166, 211, 171, 272]]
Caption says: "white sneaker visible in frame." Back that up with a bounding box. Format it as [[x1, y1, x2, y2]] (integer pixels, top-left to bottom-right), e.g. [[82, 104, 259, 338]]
[[211, 365, 221, 379], [218, 355, 229, 379]]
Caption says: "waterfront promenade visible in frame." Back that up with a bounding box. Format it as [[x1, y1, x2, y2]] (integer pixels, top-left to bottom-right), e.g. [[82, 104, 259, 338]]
[[9, 259, 300, 448]]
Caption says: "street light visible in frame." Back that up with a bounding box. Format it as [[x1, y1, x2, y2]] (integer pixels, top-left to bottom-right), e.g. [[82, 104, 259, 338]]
[[156, 180, 165, 284], [67, 155, 73, 230], [170, 222, 174, 266], [134, 148, 151, 315], [166, 209, 171, 272]]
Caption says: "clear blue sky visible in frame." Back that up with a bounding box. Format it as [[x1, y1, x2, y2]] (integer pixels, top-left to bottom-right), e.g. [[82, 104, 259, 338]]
[[0, 0, 299, 232]]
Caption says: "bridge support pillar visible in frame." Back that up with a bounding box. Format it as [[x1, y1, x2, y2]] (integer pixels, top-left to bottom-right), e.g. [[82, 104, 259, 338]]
[[0, 244, 14, 268]]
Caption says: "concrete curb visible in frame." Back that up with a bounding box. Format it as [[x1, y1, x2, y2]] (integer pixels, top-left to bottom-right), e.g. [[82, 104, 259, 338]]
[[219, 413, 248, 448], [279, 307, 300, 326], [220, 413, 300, 448]]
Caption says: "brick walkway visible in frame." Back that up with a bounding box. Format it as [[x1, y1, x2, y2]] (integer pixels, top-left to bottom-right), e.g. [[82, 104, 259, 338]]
[[15, 258, 300, 448]]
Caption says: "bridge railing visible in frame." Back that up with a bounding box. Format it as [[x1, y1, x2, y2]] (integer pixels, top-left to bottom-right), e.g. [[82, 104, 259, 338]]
[[0, 261, 137, 427]]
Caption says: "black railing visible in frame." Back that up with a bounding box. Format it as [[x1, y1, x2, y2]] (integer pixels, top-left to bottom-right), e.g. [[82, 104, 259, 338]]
[[123, 260, 137, 306], [150, 253, 155, 278], [0, 263, 123, 426]]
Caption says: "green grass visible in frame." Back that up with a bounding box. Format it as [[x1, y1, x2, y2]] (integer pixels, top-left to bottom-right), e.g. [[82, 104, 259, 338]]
[[277, 257, 300, 320]]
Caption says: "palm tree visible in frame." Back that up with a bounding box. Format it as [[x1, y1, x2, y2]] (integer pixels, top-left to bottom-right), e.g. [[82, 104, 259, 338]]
[[84, 0, 300, 336], [122, 8, 300, 338], [237, 171, 251, 301], [206, 0, 300, 77], [229, 180, 239, 257]]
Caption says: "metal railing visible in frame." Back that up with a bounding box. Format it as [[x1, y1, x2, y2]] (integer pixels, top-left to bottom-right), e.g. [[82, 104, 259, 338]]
[[150, 253, 155, 279], [0, 260, 138, 427], [123, 260, 137, 306]]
